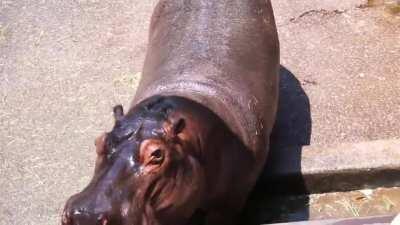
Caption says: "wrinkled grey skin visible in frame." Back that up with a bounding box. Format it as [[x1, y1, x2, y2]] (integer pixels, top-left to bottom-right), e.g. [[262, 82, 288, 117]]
[[62, 0, 279, 225]]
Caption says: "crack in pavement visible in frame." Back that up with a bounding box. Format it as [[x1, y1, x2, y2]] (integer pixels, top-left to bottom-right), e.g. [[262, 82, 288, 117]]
[[279, 3, 375, 27], [280, 2, 399, 27], [289, 9, 347, 23]]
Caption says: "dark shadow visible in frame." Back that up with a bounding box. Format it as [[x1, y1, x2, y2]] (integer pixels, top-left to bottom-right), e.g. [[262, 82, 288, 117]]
[[240, 66, 312, 224]]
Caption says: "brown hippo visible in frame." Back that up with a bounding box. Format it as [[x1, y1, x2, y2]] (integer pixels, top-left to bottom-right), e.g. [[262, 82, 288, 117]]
[[62, 0, 279, 224]]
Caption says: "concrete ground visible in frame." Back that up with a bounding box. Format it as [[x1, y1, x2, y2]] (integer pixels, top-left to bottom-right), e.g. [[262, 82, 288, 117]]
[[0, 0, 399, 225]]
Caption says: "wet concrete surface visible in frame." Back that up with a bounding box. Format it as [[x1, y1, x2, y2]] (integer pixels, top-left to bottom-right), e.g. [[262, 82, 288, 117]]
[[0, 0, 399, 225]]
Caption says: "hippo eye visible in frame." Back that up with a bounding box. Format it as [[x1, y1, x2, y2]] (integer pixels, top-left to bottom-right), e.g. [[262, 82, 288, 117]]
[[149, 149, 164, 164], [139, 139, 166, 169]]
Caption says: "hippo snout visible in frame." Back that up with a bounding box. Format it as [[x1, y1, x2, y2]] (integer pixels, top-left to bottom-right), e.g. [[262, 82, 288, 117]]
[[62, 193, 115, 225], [62, 208, 108, 225]]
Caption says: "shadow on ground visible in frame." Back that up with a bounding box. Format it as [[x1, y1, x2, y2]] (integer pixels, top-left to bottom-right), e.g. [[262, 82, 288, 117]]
[[240, 66, 312, 224]]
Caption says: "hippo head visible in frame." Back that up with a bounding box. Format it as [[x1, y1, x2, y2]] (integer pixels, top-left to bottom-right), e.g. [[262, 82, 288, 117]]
[[62, 96, 207, 225]]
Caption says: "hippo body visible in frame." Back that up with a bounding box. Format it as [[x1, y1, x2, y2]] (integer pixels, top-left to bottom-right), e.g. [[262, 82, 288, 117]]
[[63, 0, 279, 225], [135, 0, 280, 154]]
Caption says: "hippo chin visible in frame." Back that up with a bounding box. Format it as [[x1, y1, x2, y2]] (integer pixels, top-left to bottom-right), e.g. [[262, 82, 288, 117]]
[[62, 0, 279, 224]]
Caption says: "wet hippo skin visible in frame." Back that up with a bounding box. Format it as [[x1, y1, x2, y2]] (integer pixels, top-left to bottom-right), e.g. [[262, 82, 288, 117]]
[[62, 0, 279, 225]]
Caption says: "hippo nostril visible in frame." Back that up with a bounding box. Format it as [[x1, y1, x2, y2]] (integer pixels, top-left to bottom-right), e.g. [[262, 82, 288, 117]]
[[72, 207, 85, 216], [97, 214, 109, 225], [61, 209, 71, 225]]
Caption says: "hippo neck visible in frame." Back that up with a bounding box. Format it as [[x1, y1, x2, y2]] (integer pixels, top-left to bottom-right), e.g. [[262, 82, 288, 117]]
[[133, 76, 264, 152]]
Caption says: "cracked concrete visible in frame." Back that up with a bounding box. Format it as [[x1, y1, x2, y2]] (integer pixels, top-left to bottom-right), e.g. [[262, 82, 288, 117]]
[[288, 9, 347, 23], [274, 0, 400, 147], [0, 0, 399, 224]]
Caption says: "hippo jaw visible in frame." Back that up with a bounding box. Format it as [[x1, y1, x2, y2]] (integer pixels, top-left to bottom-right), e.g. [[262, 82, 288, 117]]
[[62, 96, 206, 225]]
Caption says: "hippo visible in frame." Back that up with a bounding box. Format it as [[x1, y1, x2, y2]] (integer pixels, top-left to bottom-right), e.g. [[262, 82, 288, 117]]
[[62, 0, 279, 224]]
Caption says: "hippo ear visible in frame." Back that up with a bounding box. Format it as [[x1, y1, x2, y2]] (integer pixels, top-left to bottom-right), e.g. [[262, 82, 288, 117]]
[[95, 133, 107, 155], [171, 118, 185, 136], [164, 114, 186, 138], [113, 104, 124, 121]]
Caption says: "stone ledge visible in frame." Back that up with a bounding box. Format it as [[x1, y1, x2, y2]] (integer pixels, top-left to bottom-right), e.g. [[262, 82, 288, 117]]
[[260, 139, 400, 194]]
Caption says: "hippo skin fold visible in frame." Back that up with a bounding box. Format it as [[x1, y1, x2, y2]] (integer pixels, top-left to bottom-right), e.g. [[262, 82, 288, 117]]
[[62, 0, 280, 225]]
